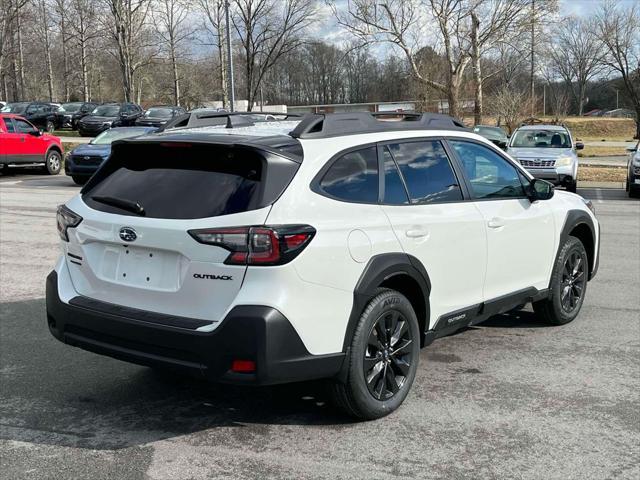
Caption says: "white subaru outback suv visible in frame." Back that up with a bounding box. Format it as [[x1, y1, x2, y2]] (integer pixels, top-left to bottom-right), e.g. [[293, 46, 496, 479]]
[[47, 113, 600, 419]]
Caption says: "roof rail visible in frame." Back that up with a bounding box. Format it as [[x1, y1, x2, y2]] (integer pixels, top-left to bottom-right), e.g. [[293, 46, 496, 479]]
[[289, 112, 468, 139]]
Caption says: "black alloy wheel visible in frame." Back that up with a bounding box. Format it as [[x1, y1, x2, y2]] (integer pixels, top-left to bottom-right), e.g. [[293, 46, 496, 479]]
[[364, 310, 413, 400], [560, 251, 585, 313]]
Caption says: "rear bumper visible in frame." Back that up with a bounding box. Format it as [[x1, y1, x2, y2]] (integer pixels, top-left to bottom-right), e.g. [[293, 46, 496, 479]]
[[46, 271, 344, 385]]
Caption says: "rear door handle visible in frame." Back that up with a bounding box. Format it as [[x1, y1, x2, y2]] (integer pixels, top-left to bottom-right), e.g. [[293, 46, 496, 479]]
[[406, 229, 429, 238], [488, 217, 505, 229]]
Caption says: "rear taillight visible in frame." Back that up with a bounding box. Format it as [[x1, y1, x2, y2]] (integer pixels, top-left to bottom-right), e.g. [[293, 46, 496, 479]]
[[188, 225, 315, 266], [56, 205, 82, 242]]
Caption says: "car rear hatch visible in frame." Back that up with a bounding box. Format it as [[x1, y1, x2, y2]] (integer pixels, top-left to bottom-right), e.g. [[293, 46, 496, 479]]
[[63, 139, 301, 327]]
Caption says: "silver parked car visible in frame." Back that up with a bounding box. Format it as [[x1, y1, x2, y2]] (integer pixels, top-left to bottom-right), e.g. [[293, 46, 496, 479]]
[[507, 124, 583, 192]]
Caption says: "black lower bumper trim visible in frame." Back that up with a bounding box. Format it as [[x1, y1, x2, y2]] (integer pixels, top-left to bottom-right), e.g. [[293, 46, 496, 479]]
[[46, 271, 344, 385]]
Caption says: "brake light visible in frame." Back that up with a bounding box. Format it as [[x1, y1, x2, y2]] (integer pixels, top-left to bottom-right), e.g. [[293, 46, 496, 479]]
[[188, 225, 315, 266], [56, 205, 83, 242]]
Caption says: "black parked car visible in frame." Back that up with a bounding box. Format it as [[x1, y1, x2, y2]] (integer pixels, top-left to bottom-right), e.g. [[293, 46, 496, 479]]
[[0, 102, 61, 132], [472, 125, 509, 149], [135, 105, 186, 128], [56, 102, 100, 130], [77, 103, 143, 137]]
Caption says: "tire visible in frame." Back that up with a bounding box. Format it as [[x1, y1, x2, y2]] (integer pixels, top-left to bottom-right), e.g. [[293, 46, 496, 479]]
[[71, 175, 87, 185], [533, 236, 588, 325], [629, 186, 640, 198], [45, 120, 55, 133], [330, 288, 420, 420], [566, 180, 577, 193], [44, 150, 62, 175]]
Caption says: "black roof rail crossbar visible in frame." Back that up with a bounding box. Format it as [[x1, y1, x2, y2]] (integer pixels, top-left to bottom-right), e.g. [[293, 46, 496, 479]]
[[289, 112, 468, 139], [196, 111, 302, 120]]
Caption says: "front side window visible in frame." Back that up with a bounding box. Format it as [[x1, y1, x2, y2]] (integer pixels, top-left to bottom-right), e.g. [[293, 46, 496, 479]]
[[319, 147, 378, 203], [14, 118, 36, 133], [386, 140, 463, 204], [449, 140, 525, 199], [4, 119, 16, 133]]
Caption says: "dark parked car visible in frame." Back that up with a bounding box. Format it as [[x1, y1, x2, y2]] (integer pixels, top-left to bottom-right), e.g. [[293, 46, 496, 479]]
[[626, 141, 640, 198], [135, 105, 186, 128], [65, 126, 157, 184], [1, 102, 61, 132], [56, 102, 100, 130], [77, 103, 143, 137], [472, 125, 509, 149]]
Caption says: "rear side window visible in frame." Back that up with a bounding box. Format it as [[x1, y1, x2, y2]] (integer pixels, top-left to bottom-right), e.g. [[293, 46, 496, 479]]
[[83, 144, 298, 219], [319, 146, 378, 203], [387, 140, 463, 203], [382, 147, 409, 204]]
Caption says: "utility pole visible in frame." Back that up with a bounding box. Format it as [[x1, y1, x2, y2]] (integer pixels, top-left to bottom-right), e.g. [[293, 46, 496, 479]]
[[225, 0, 235, 112], [530, 0, 535, 118]]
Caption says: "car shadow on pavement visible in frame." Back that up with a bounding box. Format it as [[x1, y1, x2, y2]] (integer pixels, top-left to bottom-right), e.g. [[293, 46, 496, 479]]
[[0, 299, 353, 451], [479, 309, 551, 329], [0, 171, 79, 188]]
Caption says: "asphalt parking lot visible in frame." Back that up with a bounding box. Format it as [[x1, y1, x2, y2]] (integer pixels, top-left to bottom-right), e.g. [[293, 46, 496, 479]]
[[1, 172, 639, 480]]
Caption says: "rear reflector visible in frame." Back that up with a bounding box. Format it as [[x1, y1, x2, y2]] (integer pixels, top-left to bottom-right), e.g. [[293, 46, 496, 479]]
[[231, 359, 256, 373], [188, 225, 315, 266]]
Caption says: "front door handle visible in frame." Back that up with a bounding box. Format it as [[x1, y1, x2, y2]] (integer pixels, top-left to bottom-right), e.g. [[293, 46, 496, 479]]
[[406, 229, 429, 238], [488, 217, 506, 229]]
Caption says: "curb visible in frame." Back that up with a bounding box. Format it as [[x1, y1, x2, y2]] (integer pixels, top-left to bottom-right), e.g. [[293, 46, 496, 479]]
[[578, 181, 625, 189]]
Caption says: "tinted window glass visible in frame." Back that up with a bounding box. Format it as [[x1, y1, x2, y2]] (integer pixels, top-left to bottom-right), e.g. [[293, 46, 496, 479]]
[[14, 119, 35, 133], [449, 140, 525, 199], [4, 119, 15, 133], [84, 145, 280, 219], [383, 147, 409, 204], [320, 147, 378, 203], [387, 140, 462, 203]]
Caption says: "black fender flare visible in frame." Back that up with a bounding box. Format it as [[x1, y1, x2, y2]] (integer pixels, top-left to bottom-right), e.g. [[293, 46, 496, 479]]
[[556, 209, 598, 281], [341, 253, 431, 352]]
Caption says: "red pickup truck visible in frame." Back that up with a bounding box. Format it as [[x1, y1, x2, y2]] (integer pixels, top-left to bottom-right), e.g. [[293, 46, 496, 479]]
[[0, 113, 63, 175]]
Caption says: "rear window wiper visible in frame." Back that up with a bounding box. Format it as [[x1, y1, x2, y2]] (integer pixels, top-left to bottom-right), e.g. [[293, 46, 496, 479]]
[[91, 195, 146, 216]]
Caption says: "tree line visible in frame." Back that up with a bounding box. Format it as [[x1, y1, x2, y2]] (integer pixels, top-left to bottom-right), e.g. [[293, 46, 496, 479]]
[[0, 0, 638, 135]]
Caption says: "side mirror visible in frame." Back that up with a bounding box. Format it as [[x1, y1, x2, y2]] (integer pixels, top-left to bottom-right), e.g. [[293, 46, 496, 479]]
[[29, 130, 42, 137], [575, 142, 584, 150], [529, 179, 554, 201]]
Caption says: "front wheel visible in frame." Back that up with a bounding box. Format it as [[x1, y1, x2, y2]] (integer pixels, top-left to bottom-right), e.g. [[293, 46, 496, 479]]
[[566, 179, 577, 193], [533, 236, 588, 325], [71, 175, 87, 185], [330, 288, 420, 420], [45, 120, 55, 133], [44, 150, 62, 175]]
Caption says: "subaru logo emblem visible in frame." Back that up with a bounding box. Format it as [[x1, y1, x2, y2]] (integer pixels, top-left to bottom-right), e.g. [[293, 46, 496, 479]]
[[83, 156, 90, 160], [119, 227, 137, 242]]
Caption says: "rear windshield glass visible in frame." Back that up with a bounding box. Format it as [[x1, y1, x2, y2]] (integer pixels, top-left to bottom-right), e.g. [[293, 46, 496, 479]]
[[83, 144, 278, 219]]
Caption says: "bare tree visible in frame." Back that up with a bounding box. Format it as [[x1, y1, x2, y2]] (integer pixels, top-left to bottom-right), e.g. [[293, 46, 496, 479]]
[[69, 0, 100, 101], [152, 0, 192, 105], [596, 0, 640, 138], [53, 0, 71, 101], [488, 85, 530, 133], [38, 0, 55, 100], [198, 0, 229, 107], [232, 0, 315, 110], [548, 16, 605, 115], [332, 0, 529, 119], [102, 0, 155, 102]]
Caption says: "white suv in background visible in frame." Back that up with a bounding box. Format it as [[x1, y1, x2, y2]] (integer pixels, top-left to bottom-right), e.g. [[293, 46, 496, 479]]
[[507, 124, 584, 192], [47, 113, 600, 419]]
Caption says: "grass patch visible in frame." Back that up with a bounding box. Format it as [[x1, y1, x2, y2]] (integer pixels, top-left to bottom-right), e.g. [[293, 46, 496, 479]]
[[53, 130, 80, 137], [578, 145, 628, 157], [578, 165, 626, 183], [61, 142, 83, 154]]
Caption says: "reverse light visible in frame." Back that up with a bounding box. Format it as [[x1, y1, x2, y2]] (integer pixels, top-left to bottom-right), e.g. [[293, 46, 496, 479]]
[[188, 225, 316, 266], [56, 205, 82, 241]]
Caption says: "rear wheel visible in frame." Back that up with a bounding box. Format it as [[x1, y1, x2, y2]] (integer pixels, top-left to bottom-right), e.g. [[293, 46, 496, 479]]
[[533, 236, 588, 325], [44, 150, 62, 175], [71, 175, 87, 185], [330, 288, 420, 420]]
